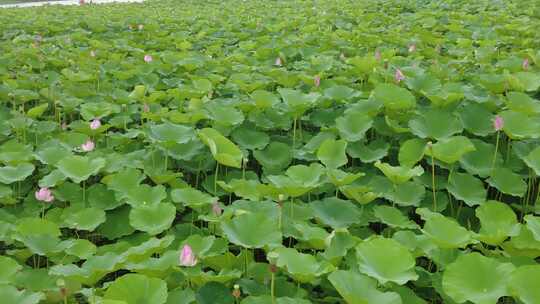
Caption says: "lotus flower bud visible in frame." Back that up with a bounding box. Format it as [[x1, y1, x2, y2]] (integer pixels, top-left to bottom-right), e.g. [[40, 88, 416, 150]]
[[35, 187, 54, 202], [179, 245, 197, 267]]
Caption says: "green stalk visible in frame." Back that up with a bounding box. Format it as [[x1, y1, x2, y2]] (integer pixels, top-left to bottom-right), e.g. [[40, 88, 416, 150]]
[[271, 273, 276, 304], [491, 131, 500, 174], [429, 143, 437, 211]]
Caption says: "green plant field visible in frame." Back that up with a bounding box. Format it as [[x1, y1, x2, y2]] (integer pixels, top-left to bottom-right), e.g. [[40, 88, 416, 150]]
[[1, 0, 540, 303]]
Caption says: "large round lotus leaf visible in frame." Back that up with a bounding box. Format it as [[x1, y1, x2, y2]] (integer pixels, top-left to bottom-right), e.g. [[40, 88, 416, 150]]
[[523, 146, 540, 175], [129, 202, 176, 235], [16, 218, 60, 237], [355, 237, 418, 285], [87, 184, 121, 210], [64, 239, 97, 259], [231, 126, 269, 150], [222, 211, 281, 248], [206, 104, 244, 127], [125, 184, 167, 207], [104, 274, 167, 304], [166, 289, 195, 304], [98, 206, 135, 240], [509, 265, 540, 304], [164, 139, 205, 161], [486, 167, 527, 197], [398, 138, 427, 167], [149, 122, 195, 143], [505, 91, 540, 114], [335, 112, 373, 142], [277, 88, 319, 116], [372, 205, 418, 229], [63, 207, 106, 231], [105, 168, 145, 195], [442, 253, 514, 304], [316, 138, 348, 169], [34, 144, 72, 166], [198, 128, 242, 168], [476, 201, 520, 245], [324, 85, 359, 101], [417, 208, 475, 248], [347, 139, 389, 163], [328, 270, 402, 304], [388, 180, 425, 207], [57, 156, 106, 183], [408, 108, 463, 140], [0, 140, 33, 164], [500, 110, 540, 139], [374, 161, 424, 184], [524, 215, 540, 242], [446, 172, 486, 206], [457, 103, 494, 136], [285, 163, 325, 187], [311, 197, 362, 228], [196, 282, 234, 304], [460, 139, 503, 177], [0, 256, 22, 284], [268, 247, 328, 283], [39, 169, 66, 188], [253, 142, 292, 172], [171, 187, 215, 209], [0, 285, 43, 304], [371, 83, 416, 111], [251, 90, 280, 109], [267, 175, 313, 197], [512, 71, 540, 92], [0, 163, 34, 184], [427, 136, 475, 164]]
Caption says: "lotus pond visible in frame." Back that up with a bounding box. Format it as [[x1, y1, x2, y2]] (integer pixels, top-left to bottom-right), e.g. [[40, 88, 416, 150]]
[[1, 0, 540, 303]]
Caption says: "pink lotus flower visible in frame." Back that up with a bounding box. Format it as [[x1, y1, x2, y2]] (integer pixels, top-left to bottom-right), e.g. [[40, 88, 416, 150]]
[[212, 202, 222, 216], [90, 119, 101, 130], [79, 0, 85, 5], [493, 115, 504, 131], [143, 103, 150, 113], [138, 24, 144, 30], [35, 188, 54, 202], [275, 57, 282, 66], [144, 54, 153, 63], [375, 50, 381, 61], [90, 50, 96, 57], [523, 58, 530, 70], [408, 43, 416, 53], [314, 75, 321, 87], [81, 140, 95, 152], [395, 68, 405, 83], [179, 245, 197, 267]]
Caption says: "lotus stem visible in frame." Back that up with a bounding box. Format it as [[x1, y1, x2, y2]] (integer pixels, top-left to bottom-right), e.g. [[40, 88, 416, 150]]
[[214, 163, 219, 194], [271, 272, 276, 304], [429, 143, 437, 211], [491, 131, 500, 174]]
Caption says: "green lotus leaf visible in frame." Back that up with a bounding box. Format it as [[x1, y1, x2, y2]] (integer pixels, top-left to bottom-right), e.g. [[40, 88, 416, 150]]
[[426, 136, 475, 164], [63, 207, 106, 231], [171, 187, 216, 209], [347, 139, 389, 163], [372, 205, 418, 229], [104, 274, 168, 304], [166, 289, 195, 304], [251, 90, 280, 109], [266, 175, 314, 197], [311, 197, 362, 228], [0, 140, 33, 164], [417, 208, 475, 248], [324, 85, 360, 101], [442, 253, 515, 304], [218, 179, 264, 201], [105, 168, 145, 197], [446, 172, 486, 206], [63, 239, 97, 259], [231, 126, 269, 150], [355, 237, 418, 285], [16, 218, 60, 237], [398, 138, 427, 167], [328, 270, 402, 304], [98, 206, 135, 240], [317, 139, 348, 169], [509, 265, 540, 304], [460, 139, 503, 177], [339, 185, 378, 205], [181, 235, 226, 259], [129, 202, 176, 235], [0, 163, 34, 184], [374, 161, 424, 184], [486, 167, 527, 197], [512, 71, 540, 92], [408, 108, 463, 140], [0, 285, 43, 304], [327, 169, 364, 187], [388, 180, 425, 207], [80, 102, 120, 121], [285, 163, 325, 187], [221, 211, 282, 248], [371, 83, 416, 111], [253, 142, 292, 172], [57, 156, 105, 183], [196, 282, 234, 304], [149, 122, 195, 143], [198, 128, 242, 168], [524, 215, 540, 242], [476, 200, 520, 245], [206, 104, 244, 127], [0, 256, 22, 284], [523, 146, 540, 175], [335, 112, 373, 142], [277, 88, 319, 116], [268, 247, 331, 283], [505, 91, 540, 115], [457, 103, 494, 136], [499, 110, 540, 139], [125, 184, 167, 207]]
